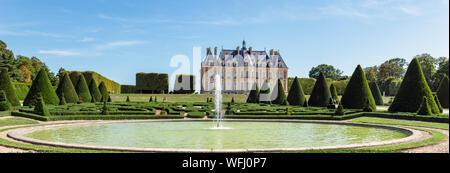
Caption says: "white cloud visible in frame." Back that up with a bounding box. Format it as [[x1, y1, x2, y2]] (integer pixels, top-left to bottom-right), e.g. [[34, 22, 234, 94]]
[[38, 50, 81, 56], [398, 6, 422, 16], [95, 40, 145, 50], [320, 6, 369, 18]]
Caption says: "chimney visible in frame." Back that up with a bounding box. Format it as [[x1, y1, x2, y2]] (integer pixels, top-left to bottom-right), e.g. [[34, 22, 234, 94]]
[[270, 49, 274, 56], [249, 47, 253, 54], [207, 47, 211, 55], [214, 47, 217, 55], [236, 46, 240, 55], [274, 50, 278, 55]]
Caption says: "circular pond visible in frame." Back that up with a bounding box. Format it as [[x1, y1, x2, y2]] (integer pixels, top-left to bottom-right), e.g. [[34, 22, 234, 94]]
[[20, 121, 412, 150]]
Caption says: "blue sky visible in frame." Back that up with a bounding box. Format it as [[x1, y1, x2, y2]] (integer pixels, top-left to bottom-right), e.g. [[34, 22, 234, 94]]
[[1, 0, 448, 87]]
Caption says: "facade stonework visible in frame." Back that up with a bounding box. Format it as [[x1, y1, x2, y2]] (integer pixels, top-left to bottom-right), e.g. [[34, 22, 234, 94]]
[[201, 41, 288, 94]]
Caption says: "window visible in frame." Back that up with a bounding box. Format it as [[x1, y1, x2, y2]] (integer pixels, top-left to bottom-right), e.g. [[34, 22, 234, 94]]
[[256, 72, 259, 79], [246, 71, 249, 78]]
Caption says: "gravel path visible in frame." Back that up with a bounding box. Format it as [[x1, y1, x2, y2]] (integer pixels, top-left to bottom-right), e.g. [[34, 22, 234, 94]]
[[402, 128, 449, 153]]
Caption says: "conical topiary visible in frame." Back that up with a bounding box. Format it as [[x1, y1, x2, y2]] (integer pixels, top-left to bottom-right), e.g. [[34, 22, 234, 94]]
[[88, 79, 102, 103], [75, 75, 92, 104], [341, 65, 376, 110], [155, 96, 157, 102], [149, 96, 153, 102], [246, 83, 260, 103], [287, 77, 307, 106], [126, 96, 130, 102], [335, 102, 345, 116], [98, 81, 110, 102], [369, 82, 384, 105], [59, 93, 66, 105], [436, 74, 449, 108], [33, 93, 50, 116], [55, 73, 79, 103], [0, 90, 11, 111], [327, 98, 336, 109], [23, 69, 59, 106], [389, 59, 440, 114], [434, 95, 444, 114], [272, 79, 288, 105], [0, 68, 20, 106], [308, 73, 332, 107], [417, 97, 432, 115], [107, 96, 112, 102], [303, 99, 308, 107], [330, 84, 338, 101], [363, 99, 374, 112], [231, 97, 235, 103]]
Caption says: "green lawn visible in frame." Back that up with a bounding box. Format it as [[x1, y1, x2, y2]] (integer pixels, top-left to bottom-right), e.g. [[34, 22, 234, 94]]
[[0, 111, 10, 117], [0, 117, 39, 127], [350, 117, 449, 130]]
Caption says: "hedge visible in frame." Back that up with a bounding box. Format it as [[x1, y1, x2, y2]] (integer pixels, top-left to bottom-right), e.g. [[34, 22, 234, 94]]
[[98, 82, 110, 102], [120, 85, 138, 94], [69, 71, 121, 94], [75, 75, 92, 103], [88, 79, 102, 102], [340, 65, 376, 110], [187, 112, 205, 118], [173, 74, 195, 94], [436, 74, 449, 108], [0, 68, 20, 106], [246, 83, 260, 103], [389, 58, 440, 114], [55, 73, 79, 103], [272, 79, 288, 105], [287, 77, 306, 106], [308, 73, 331, 107], [23, 69, 59, 106], [369, 82, 384, 105], [136, 73, 169, 93], [12, 82, 30, 100]]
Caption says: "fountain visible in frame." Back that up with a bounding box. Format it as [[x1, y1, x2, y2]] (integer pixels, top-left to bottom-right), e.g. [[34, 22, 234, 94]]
[[212, 74, 229, 129]]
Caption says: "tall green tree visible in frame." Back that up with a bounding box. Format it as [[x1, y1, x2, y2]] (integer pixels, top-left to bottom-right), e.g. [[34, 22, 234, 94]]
[[308, 73, 332, 107], [287, 77, 306, 106], [55, 73, 79, 103], [389, 58, 440, 114], [309, 64, 343, 80], [341, 65, 376, 110], [23, 69, 59, 106], [369, 82, 384, 105], [0, 68, 20, 106]]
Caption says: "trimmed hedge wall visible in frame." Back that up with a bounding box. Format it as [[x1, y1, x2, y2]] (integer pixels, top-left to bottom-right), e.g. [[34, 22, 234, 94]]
[[69, 71, 121, 94], [288, 77, 347, 95], [12, 82, 30, 100], [121, 85, 138, 94], [136, 73, 169, 93], [173, 74, 195, 94]]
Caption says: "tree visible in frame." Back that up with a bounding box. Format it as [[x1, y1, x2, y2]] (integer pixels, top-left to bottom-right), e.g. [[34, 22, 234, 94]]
[[0, 68, 20, 106], [329, 84, 338, 101], [389, 58, 440, 114], [55, 73, 79, 103], [75, 75, 92, 103], [88, 79, 102, 103], [272, 79, 288, 105], [98, 81, 110, 102], [23, 69, 59, 106], [287, 77, 307, 106], [308, 73, 332, 107], [364, 66, 378, 82], [246, 83, 260, 103], [436, 74, 449, 108], [415, 54, 438, 89], [309, 64, 343, 80], [369, 82, 384, 105], [341, 65, 376, 110]]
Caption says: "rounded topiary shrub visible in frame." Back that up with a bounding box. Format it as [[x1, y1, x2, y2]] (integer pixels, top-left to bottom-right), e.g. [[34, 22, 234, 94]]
[[287, 77, 307, 106], [56, 73, 79, 103], [23, 69, 59, 106], [0, 68, 20, 106], [369, 82, 384, 106], [389, 58, 440, 114], [308, 73, 332, 107], [75, 75, 92, 104], [341, 65, 376, 110], [436, 74, 449, 108]]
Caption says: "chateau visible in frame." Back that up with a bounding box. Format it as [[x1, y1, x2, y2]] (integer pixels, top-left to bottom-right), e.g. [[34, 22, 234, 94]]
[[201, 41, 288, 94]]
